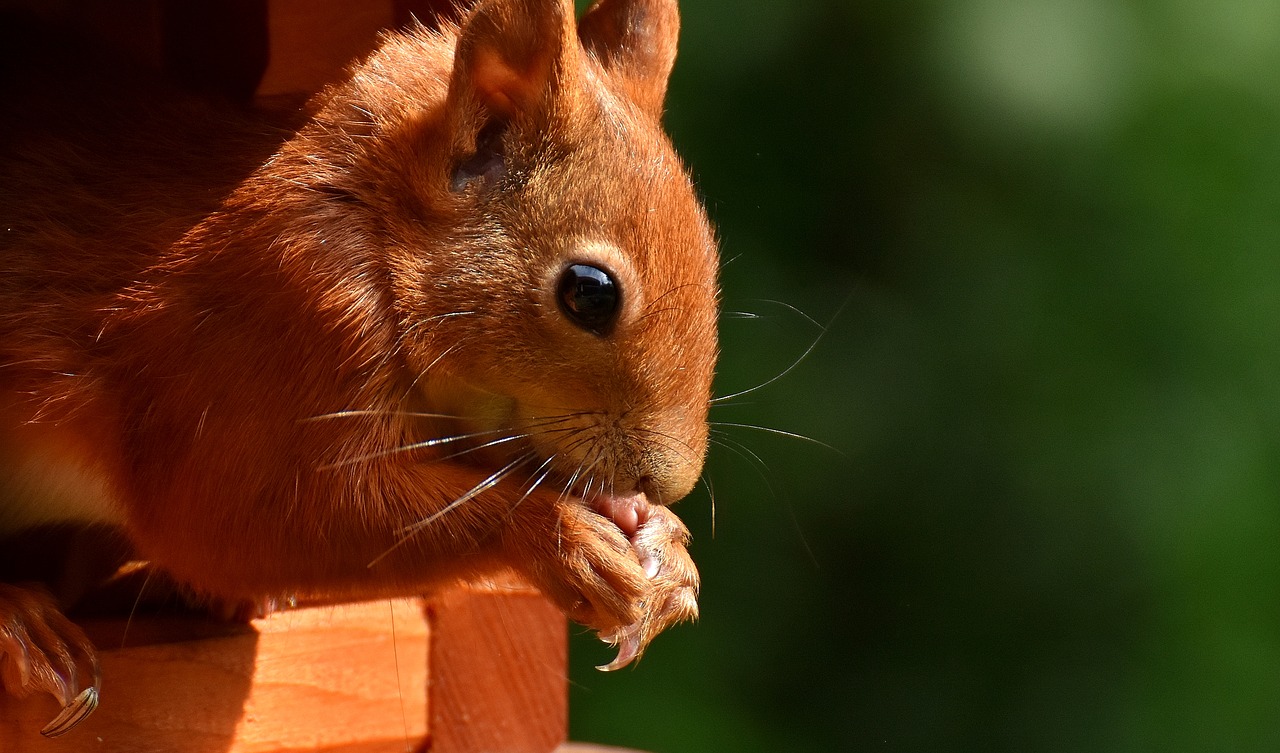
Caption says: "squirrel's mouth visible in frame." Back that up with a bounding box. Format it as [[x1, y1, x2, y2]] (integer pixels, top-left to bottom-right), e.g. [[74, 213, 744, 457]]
[[409, 372, 667, 532], [588, 491, 646, 537], [587, 491, 662, 583]]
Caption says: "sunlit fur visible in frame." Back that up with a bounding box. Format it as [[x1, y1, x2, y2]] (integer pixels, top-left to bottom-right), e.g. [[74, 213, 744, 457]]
[[0, 0, 716, 711]]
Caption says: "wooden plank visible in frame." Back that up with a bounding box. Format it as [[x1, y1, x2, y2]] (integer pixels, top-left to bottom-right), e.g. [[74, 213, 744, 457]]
[[233, 600, 428, 752], [425, 583, 567, 753], [557, 746, 652, 753], [0, 600, 428, 753]]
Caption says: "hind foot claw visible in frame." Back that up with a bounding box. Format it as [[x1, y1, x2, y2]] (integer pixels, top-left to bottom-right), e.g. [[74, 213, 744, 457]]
[[0, 583, 100, 736]]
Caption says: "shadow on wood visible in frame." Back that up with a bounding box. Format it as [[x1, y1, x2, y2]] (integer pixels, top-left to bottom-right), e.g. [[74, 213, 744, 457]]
[[0, 599, 425, 752], [0, 583, 637, 753]]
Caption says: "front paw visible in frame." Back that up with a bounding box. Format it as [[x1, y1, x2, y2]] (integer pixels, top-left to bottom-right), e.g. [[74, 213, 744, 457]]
[[591, 501, 699, 670], [513, 496, 699, 670], [0, 583, 100, 737]]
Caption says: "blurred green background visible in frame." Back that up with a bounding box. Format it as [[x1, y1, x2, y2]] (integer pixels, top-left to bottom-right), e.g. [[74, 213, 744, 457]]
[[567, 1, 1280, 751]]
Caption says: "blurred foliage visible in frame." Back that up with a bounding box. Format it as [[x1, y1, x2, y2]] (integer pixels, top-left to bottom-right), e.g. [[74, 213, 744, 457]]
[[568, 1, 1280, 752]]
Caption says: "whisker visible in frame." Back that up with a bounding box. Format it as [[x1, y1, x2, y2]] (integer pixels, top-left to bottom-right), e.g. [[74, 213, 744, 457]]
[[557, 454, 591, 502], [316, 425, 517, 470], [711, 335, 822, 405], [640, 281, 710, 322], [720, 252, 744, 270], [699, 475, 716, 538], [709, 432, 818, 567], [559, 449, 606, 503], [422, 311, 477, 323], [638, 305, 683, 322], [497, 457, 559, 527], [428, 431, 536, 463], [702, 398, 760, 410], [739, 298, 823, 328], [306, 407, 602, 425], [398, 453, 534, 535], [712, 291, 852, 404], [632, 426, 700, 458], [441, 414, 583, 449], [367, 452, 536, 568], [710, 422, 842, 454], [121, 566, 157, 650], [393, 312, 477, 398], [317, 414, 581, 469], [387, 600, 412, 749], [708, 435, 778, 498], [420, 341, 462, 376], [709, 433, 768, 472], [519, 455, 558, 496], [302, 409, 464, 422]]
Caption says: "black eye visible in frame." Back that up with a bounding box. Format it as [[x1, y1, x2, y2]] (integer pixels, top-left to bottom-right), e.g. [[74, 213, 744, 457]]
[[557, 264, 620, 336]]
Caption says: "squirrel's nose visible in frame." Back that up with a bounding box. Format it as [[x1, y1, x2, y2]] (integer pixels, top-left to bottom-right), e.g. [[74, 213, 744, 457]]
[[625, 465, 695, 507]]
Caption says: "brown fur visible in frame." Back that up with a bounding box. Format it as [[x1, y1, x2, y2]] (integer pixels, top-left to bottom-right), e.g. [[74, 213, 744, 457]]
[[0, 0, 717, 727]]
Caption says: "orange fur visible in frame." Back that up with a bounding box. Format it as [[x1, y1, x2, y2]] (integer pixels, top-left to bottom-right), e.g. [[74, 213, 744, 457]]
[[0, 0, 716, 727]]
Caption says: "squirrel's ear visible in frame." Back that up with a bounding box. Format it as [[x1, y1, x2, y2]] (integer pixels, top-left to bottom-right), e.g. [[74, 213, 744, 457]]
[[578, 0, 680, 117], [450, 0, 575, 120]]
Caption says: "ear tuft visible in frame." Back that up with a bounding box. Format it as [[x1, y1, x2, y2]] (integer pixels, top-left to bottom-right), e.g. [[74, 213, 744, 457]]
[[578, 0, 680, 116], [469, 47, 540, 118], [452, 0, 575, 119]]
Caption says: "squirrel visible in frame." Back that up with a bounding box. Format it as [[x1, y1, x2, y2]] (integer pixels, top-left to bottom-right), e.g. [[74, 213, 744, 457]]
[[0, 0, 718, 736]]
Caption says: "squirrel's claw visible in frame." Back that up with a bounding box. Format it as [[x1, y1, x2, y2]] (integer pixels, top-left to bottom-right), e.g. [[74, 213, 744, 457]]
[[0, 583, 102, 737], [595, 623, 643, 671], [592, 503, 700, 672], [41, 686, 100, 737]]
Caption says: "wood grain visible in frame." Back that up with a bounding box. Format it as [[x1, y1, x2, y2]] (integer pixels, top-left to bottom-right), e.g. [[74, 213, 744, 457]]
[[0, 600, 428, 753], [0, 587, 610, 753], [425, 583, 568, 753]]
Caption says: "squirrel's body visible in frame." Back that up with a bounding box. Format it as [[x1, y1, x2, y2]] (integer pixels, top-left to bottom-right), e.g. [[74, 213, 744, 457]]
[[0, 59, 274, 538], [0, 0, 718, 736]]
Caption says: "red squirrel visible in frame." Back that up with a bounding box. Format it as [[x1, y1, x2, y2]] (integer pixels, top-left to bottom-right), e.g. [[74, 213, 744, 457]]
[[0, 0, 717, 736]]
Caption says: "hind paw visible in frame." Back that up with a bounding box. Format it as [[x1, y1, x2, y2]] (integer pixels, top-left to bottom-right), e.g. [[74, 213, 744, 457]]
[[0, 583, 100, 736]]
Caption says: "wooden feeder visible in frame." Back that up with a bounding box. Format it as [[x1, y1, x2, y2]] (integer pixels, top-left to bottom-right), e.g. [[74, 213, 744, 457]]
[[1, 583, 639, 752], [0, 1, 653, 750]]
